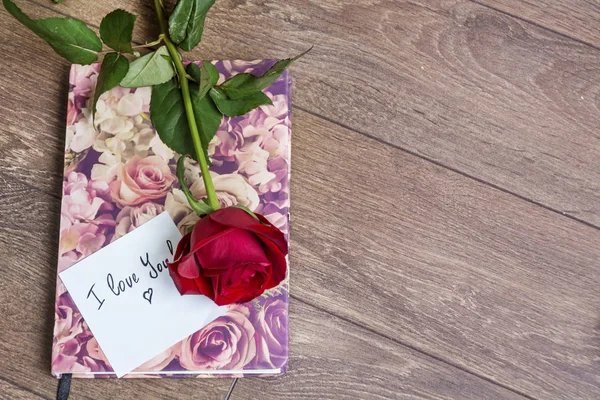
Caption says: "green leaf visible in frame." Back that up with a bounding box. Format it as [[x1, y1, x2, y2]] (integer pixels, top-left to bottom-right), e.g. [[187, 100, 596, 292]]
[[209, 87, 272, 117], [176, 155, 214, 216], [190, 81, 223, 162], [99, 9, 137, 54], [186, 61, 218, 99], [92, 52, 129, 119], [119, 46, 175, 88], [3, 0, 102, 64], [168, 0, 193, 43], [186, 63, 201, 80], [168, 0, 215, 51], [221, 47, 311, 99], [150, 78, 223, 164], [200, 61, 219, 97], [150, 78, 196, 158]]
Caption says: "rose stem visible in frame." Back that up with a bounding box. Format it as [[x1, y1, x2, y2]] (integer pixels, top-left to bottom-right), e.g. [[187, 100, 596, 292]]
[[153, 0, 220, 210]]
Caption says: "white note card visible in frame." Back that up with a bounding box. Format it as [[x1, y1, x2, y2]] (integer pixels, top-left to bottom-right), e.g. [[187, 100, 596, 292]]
[[59, 212, 226, 377]]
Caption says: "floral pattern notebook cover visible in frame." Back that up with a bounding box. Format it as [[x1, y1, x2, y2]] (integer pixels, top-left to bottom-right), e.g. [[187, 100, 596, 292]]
[[53, 60, 291, 378]]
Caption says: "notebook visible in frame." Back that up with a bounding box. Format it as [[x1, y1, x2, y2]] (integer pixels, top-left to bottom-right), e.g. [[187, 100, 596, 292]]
[[52, 60, 291, 378]]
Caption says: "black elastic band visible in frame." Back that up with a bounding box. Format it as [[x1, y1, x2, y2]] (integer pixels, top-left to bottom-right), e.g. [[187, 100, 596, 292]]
[[56, 373, 72, 400]]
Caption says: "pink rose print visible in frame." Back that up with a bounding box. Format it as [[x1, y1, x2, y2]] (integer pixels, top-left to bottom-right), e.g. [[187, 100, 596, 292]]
[[66, 97, 78, 126], [134, 347, 177, 372], [113, 202, 165, 240], [62, 172, 112, 224], [68, 117, 99, 153], [53, 295, 84, 346], [85, 337, 110, 366], [52, 293, 100, 374], [70, 64, 99, 99], [254, 202, 289, 233], [251, 294, 289, 369], [59, 172, 115, 270], [178, 305, 257, 370], [109, 155, 176, 207], [53, 61, 292, 378], [82, 337, 112, 372], [260, 93, 289, 119], [59, 222, 104, 258]]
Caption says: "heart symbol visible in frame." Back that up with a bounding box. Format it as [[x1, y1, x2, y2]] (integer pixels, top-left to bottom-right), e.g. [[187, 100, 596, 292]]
[[143, 288, 153, 304]]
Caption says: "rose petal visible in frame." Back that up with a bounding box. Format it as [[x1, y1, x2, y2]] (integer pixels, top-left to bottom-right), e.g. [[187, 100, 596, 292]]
[[177, 253, 201, 279], [190, 214, 229, 244], [193, 273, 215, 299], [168, 265, 201, 295], [194, 228, 269, 271], [207, 207, 260, 230], [259, 236, 288, 289], [251, 213, 289, 253]]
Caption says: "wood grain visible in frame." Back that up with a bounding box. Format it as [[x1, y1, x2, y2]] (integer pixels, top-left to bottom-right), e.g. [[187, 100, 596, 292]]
[[473, 0, 600, 48], [284, 111, 600, 399], [233, 300, 525, 400], [0, 181, 524, 400], [1, 379, 47, 400], [20, 0, 600, 227], [1, 1, 600, 399]]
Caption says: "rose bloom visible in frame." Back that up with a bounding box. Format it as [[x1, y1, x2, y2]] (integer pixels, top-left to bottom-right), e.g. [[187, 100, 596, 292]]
[[70, 64, 99, 99], [82, 336, 113, 372], [236, 142, 276, 189], [93, 87, 169, 165], [59, 222, 107, 260], [59, 172, 115, 264], [109, 155, 176, 207], [252, 294, 289, 369], [178, 304, 256, 370], [260, 93, 289, 119], [62, 171, 111, 224], [168, 207, 288, 306], [67, 115, 99, 153], [190, 172, 259, 210], [113, 202, 165, 240], [51, 293, 90, 374]]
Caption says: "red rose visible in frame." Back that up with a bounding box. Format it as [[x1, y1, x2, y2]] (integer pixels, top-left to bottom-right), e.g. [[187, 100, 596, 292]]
[[168, 207, 288, 306]]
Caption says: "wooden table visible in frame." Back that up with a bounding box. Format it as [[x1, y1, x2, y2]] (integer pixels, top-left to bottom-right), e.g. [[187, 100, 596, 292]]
[[1, 0, 599, 399]]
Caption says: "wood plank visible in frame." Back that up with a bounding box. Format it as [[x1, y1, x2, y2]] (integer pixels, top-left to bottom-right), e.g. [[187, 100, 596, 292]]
[[1, 2, 599, 399], [287, 112, 600, 399], [20, 0, 600, 226], [0, 5, 67, 196], [234, 300, 525, 400], [0, 379, 48, 400], [474, 0, 600, 48], [0, 182, 524, 400]]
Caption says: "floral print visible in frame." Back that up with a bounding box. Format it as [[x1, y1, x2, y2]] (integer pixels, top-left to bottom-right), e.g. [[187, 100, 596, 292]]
[[53, 60, 291, 378]]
